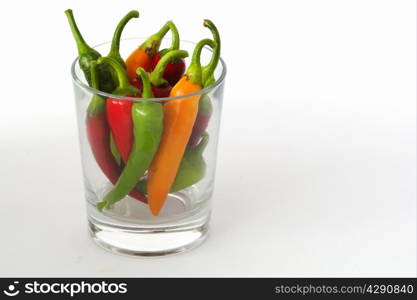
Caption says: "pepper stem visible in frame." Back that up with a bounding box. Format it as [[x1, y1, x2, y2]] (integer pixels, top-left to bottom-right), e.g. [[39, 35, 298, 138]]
[[90, 61, 99, 90], [158, 21, 180, 56], [186, 39, 216, 86], [202, 20, 221, 87], [64, 9, 96, 55], [139, 21, 176, 57], [136, 68, 154, 98], [87, 61, 105, 115], [107, 10, 139, 67], [97, 57, 138, 95], [149, 50, 189, 87]]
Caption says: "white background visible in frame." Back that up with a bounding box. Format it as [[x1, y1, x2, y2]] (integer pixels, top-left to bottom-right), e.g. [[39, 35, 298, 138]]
[[0, 0, 415, 277]]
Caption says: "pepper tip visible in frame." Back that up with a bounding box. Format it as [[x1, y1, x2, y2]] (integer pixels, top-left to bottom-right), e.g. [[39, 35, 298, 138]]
[[203, 19, 211, 27], [150, 205, 162, 216], [131, 10, 140, 18], [96, 201, 107, 211]]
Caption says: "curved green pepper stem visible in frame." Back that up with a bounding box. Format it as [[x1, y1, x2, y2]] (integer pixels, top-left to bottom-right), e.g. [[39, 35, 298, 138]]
[[97, 57, 138, 96], [87, 61, 105, 115], [107, 10, 139, 68], [136, 68, 154, 98], [149, 50, 189, 87], [158, 21, 180, 57], [139, 21, 177, 57], [186, 39, 216, 86], [202, 19, 221, 86], [64, 9, 96, 55]]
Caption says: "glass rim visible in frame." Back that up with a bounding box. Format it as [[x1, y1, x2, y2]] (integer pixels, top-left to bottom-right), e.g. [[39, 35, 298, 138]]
[[71, 37, 227, 102]]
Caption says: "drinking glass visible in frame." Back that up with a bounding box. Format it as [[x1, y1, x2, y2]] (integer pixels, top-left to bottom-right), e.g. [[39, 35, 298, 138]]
[[71, 38, 226, 256]]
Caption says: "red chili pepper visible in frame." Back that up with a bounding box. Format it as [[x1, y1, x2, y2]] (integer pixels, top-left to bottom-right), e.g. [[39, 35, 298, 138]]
[[87, 61, 146, 203], [132, 50, 189, 98], [151, 52, 186, 86], [106, 100, 133, 163], [131, 78, 172, 98], [149, 21, 185, 86], [97, 57, 139, 163], [87, 109, 120, 183], [187, 95, 212, 146]]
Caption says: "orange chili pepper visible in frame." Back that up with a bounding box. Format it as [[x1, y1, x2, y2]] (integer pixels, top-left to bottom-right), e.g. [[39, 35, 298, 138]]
[[147, 38, 218, 216], [125, 21, 177, 82]]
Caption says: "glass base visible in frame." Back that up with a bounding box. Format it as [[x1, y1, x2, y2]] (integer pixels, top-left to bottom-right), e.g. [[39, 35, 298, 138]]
[[88, 219, 209, 257]]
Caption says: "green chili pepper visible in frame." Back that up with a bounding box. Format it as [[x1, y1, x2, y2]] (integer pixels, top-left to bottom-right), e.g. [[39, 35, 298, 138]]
[[64, 9, 115, 92], [110, 134, 121, 166], [98, 68, 163, 210], [170, 132, 209, 192], [136, 132, 209, 194]]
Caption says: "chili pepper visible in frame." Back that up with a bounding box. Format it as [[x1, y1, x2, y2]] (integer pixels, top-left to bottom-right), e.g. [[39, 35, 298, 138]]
[[151, 22, 186, 86], [125, 21, 178, 82], [170, 132, 209, 191], [86, 61, 146, 204], [152, 52, 186, 87], [137, 131, 209, 194], [188, 94, 212, 147], [64, 9, 115, 92], [98, 68, 163, 211], [132, 50, 189, 98], [146, 38, 216, 216], [188, 19, 221, 147], [97, 57, 138, 164], [86, 61, 119, 182], [104, 11, 139, 165]]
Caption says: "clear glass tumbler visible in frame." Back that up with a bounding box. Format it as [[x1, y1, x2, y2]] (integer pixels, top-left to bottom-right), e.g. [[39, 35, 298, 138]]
[[71, 39, 226, 256]]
